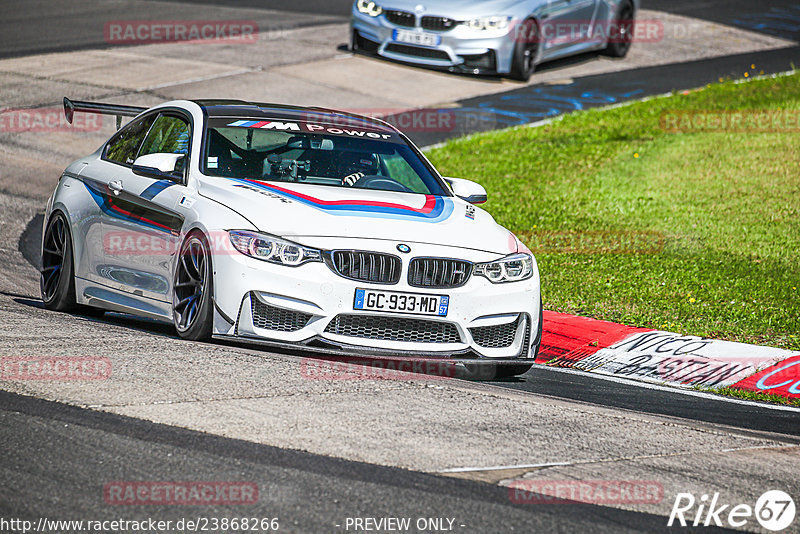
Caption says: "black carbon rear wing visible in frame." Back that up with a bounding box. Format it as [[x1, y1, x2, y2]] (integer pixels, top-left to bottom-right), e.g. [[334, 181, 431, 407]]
[[63, 97, 147, 129]]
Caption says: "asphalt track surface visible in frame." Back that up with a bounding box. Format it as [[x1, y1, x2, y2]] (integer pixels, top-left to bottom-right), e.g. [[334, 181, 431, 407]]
[[16, 209, 800, 439], [2, 390, 735, 534], [3, 0, 799, 56], [2, 1, 798, 148], [7, 0, 799, 431], [14, 213, 800, 439], [2, 1, 799, 532], [506, 366, 800, 437], [0, 0, 351, 59], [6, 0, 800, 57]]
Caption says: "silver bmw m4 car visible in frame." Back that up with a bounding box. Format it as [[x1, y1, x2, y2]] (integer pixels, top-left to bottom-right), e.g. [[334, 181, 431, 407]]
[[350, 0, 639, 80]]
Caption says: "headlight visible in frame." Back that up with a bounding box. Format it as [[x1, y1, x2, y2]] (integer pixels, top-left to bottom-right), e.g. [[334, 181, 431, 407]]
[[357, 0, 383, 17], [228, 230, 322, 267], [464, 15, 513, 31], [474, 253, 534, 283]]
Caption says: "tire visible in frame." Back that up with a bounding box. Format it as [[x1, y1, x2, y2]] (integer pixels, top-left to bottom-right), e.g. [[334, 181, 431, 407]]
[[509, 18, 539, 82], [173, 231, 213, 341], [603, 1, 634, 58], [40, 212, 79, 312]]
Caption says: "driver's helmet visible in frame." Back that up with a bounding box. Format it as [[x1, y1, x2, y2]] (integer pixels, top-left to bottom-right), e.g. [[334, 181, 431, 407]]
[[339, 152, 379, 178]]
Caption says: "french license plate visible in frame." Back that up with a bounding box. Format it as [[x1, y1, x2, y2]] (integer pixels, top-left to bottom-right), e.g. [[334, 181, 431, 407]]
[[392, 29, 441, 47], [354, 288, 449, 317]]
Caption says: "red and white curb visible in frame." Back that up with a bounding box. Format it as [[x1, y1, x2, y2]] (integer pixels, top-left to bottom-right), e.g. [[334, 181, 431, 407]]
[[535, 311, 800, 400]]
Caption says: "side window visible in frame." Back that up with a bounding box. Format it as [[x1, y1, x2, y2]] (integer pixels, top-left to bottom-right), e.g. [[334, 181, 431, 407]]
[[139, 115, 190, 157], [104, 116, 155, 165], [138, 114, 191, 174]]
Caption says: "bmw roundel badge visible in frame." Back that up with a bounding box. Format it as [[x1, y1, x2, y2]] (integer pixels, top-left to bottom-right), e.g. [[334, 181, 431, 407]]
[[397, 244, 411, 254]]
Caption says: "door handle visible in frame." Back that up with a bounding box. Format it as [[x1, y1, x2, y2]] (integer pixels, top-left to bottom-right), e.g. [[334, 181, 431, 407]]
[[109, 180, 123, 195]]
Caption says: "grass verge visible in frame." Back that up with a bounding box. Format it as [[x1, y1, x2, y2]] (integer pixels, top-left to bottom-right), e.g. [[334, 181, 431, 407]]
[[427, 72, 800, 352]]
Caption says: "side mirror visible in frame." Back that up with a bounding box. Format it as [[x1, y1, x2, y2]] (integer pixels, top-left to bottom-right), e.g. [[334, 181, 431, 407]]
[[132, 153, 185, 182], [444, 177, 487, 204]]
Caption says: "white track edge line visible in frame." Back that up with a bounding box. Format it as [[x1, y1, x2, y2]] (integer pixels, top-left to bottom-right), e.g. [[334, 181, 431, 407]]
[[440, 444, 798, 473], [536, 365, 800, 413], [440, 461, 572, 473]]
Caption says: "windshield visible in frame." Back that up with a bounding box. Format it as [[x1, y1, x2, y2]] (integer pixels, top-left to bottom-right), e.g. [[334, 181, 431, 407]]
[[202, 118, 449, 196]]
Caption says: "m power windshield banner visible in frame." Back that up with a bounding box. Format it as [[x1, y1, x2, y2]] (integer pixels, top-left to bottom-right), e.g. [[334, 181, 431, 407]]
[[219, 119, 397, 140]]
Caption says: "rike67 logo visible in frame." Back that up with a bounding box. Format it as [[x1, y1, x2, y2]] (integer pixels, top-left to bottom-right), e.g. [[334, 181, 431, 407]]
[[668, 490, 796, 531]]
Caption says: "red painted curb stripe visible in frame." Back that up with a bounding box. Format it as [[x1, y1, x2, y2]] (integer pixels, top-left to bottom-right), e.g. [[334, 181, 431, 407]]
[[730, 355, 800, 399], [536, 311, 651, 365]]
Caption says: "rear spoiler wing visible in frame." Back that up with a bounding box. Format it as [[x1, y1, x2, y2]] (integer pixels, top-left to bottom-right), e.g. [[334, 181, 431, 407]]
[[63, 97, 147, 129]]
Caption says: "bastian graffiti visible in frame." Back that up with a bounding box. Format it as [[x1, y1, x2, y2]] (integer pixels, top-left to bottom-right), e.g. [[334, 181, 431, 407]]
[[536, 312, 799, 394], [577, 330, 797, 388]]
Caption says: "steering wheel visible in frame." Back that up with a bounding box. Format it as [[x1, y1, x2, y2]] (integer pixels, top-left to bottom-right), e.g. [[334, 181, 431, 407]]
[[352, 175, 412, 193]]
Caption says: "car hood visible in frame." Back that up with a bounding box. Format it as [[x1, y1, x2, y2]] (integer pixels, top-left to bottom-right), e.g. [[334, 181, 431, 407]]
[[198, 177, 516, 255], [381, 0, 524, 17]]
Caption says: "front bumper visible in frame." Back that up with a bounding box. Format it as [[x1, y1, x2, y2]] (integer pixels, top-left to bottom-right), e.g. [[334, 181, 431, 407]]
[[350, 11, 516, 75], [212, 238, 541, 360]]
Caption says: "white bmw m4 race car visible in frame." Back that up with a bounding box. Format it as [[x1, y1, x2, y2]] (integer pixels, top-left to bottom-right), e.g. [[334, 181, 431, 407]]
[[42, 98, 542, 378]]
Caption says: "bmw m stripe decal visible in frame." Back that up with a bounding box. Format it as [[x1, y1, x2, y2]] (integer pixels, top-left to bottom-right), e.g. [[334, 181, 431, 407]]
[[233, 179, 454, 223], [140, 179, 176, 201], [82, 180, 182, 234]]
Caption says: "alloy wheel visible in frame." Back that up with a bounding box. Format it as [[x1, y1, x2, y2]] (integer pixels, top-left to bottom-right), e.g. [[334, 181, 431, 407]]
[[41, 216, 67, 303], [173, 236, 208, 332]]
